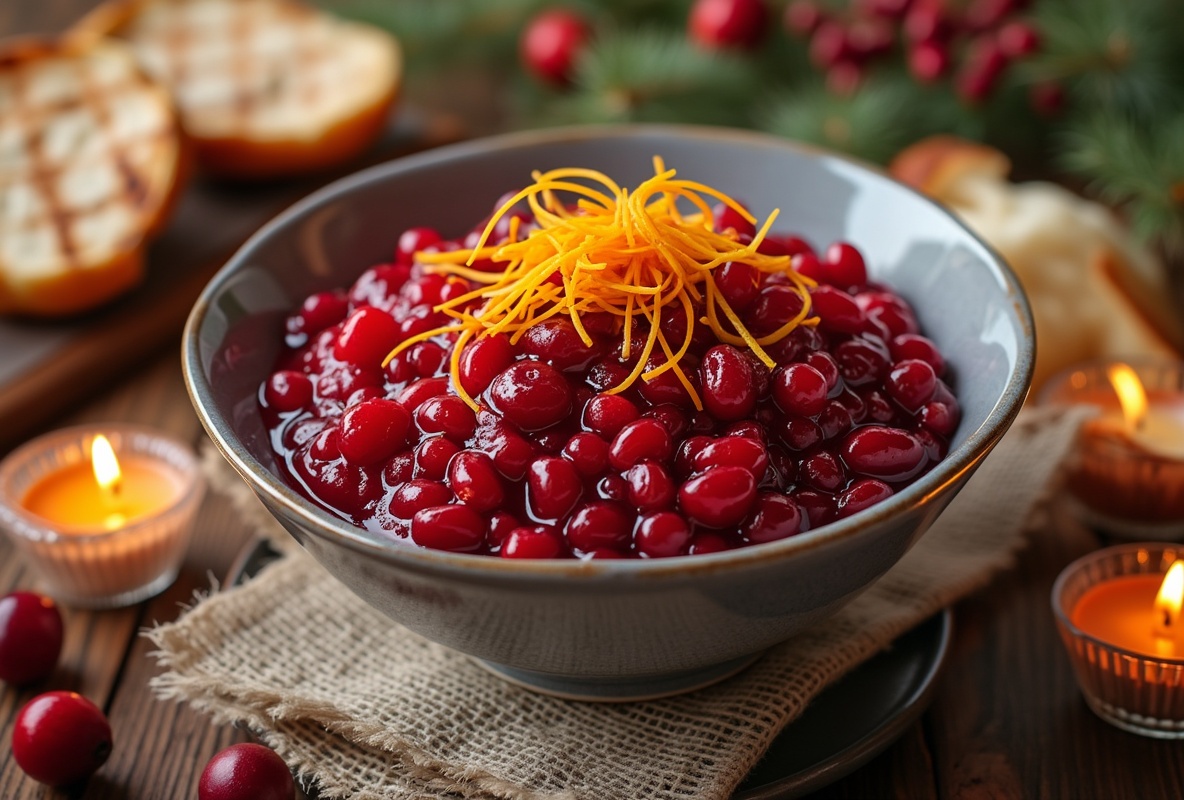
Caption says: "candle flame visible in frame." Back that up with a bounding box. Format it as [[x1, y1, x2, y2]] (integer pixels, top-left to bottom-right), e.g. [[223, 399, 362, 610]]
[[1107, 364, 1148, 429], [91, 435, 122, 495], [1155, 561, 1184, 632]]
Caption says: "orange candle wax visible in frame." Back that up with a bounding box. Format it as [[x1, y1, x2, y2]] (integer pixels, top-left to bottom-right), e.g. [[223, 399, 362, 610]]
[[1071, 575, 1182, 659], [22, 456, 181, 530]]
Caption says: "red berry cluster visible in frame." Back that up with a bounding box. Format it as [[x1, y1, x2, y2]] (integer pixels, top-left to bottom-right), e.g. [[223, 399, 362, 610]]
[[785, 0, 1051, 107], [261, 197, 961, 560]]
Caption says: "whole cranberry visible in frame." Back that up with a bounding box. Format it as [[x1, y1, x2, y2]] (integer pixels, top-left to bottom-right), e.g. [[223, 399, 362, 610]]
[[501, 526, 564, 559], [199, 743, 295, 800], [635, 511, 692, 558], [700, 345, 758, 422], [679, 465, 757, 528], [743, 493, 804, 544], [487, 360, 573, 432], [333, 307, 402, 369], [339, 398, 410, 466], [520, 8, 590, 85], [411, 505, 486, 552], [0, 591, 63, 685], [689, 0, 768, 49], [13, 691, 112, 787]]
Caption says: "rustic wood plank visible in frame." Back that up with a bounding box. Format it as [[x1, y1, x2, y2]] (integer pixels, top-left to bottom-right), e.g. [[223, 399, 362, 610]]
[[929, 506, 1184, 799]]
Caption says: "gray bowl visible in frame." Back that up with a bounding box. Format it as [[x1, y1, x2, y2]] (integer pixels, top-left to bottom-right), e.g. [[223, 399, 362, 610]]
[[183, 125, 1033, 700]]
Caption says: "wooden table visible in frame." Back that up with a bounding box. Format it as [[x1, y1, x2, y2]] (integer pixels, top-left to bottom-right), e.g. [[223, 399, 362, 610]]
[[3, 4, 1184, 799]]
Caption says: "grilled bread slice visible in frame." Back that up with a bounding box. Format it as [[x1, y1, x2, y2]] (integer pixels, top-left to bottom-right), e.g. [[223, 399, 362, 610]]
[[892, 136, 1183, 393], [0, 36, 184, 316], [84, 0, 401, 180]]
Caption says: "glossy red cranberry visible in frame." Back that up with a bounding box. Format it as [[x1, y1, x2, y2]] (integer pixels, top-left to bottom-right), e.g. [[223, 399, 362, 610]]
[[388, 479, 452, 518], [199, 743, 295, 800], [748, 284, 807, 335], [778, 416, 824, 451], [638, 356, 698, 409], [837, 478, 894, 518], [724, 419, 766, 442], [0, 592, 63, 685], [743, 493, 803, 544], [395, 378, 449, 415], [773, 363, 828, 418], [712, 201, 757, 238], [486, 512, 519, 548], [520, 318, 603, 372], [501, 525, 564, 559], [395, 227, 443, 265], [488, 429, 536, 481], [817, 399, 855, 440], [811, 285, 866, 334], [411, 505, 485, 552], [520, 8, 590, 85], [565, 501, 633, 552], [694, 436, 769, 479], [700, 345, 757, 422], [625, 461, 677, 511], [415, 395, 477, 442], [823, 242, 868, 289], [804, 350, 841, 392], [333, 307, 401, 368], [263, 371, 313, 413], [689, 532, 731, 554], [920, 399, 960, 436], [792, 487, 835, 528], [643, 404, 692, 440], [406, 341, 448, 378], [800, 450, 846, 492], [890, 334, 944, 375], [635, 511, 692, 558], [291, 290, 349, 337], [487, 361, 573, 432], [382, 452, 415, 485], [689, 0, 768, 49], [886, 358, 938, 411], [447, 451, 504, 512], [609, 418, 673, 471], [856, 291, 919, 338], [414, 436, 460, 481], [348, 266, 409, 310], [339, 399, 410, 466], [841, 425, 927, 482], [835, 337, 891, 387], [458, 334, 515, 396], [13, 691, 112, 787], [715, 261, 760, 311], [679, 465, 757, 528], [528, 456, 583, 521], [582, 394, 640, 438], [562, 432, 610, 477]]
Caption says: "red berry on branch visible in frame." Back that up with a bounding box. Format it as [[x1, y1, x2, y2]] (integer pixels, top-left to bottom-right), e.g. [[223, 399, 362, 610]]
[[904, 3, 951, 44], [846, 17, 894, 60], [826, 60, 864, 96], [908, 40, 949, 82], [861, 0, 913, 20], [957, 37, 1009, 103], [0, 591, 63, 685], [1029, 80, 1066, 116], [520, 8, 591, 86], [998, 21, 1041, 57], [810, 21, 851, 68], [689, 0, 769, 50], [199, 743, 296, 800], [12, 692, 112, 787], [963, 0, 1015, 32], [783, 0, 825, 37]]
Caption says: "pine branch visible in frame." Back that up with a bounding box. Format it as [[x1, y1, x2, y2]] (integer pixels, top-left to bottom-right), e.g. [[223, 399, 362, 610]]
[[759, 75, 963, 165], [1062, 112, 1184, 261], [534, 28, 757, 126]]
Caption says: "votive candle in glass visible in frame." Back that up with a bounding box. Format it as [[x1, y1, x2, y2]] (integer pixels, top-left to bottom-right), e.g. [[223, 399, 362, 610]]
[[0, 424, 204, 608], [1052, 543, 1184, 738]]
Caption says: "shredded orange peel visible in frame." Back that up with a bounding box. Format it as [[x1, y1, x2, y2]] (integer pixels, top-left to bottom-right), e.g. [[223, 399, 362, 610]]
[[383, 157, 818, 412]]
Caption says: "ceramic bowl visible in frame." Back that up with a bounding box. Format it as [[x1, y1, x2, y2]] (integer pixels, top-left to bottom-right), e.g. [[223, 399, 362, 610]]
[[183, 125, 1033, 700]]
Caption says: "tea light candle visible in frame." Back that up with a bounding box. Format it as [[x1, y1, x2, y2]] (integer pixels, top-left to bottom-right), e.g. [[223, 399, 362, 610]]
[[1053, 543, 1184, 739], [1040, 360, 1184, 540], [0, 425, 204, 608]]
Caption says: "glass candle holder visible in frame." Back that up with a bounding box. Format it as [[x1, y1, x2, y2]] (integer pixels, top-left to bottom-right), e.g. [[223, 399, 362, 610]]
[[1040, 359, 1184, 540], [1052, 543, 1184, 739], [0, 424, 204, 608]]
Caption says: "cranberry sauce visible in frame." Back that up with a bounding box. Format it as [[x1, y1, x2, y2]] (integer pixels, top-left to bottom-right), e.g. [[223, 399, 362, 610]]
[[260, 215, 960, 559]]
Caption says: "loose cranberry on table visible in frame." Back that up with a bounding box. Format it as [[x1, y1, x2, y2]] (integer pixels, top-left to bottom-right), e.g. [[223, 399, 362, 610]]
[[259, 177, 960, 560], [0, 591, 63, 685], [199, 743, 296, 800], [12, 691, 112, 787]]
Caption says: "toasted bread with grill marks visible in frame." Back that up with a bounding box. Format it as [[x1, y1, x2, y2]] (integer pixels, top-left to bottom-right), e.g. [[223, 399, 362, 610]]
[[0, 35, 184, 316], [81, 0, 401, 180]]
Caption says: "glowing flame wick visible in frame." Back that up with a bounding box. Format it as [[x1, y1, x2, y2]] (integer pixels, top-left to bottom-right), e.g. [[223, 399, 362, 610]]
[[1107, 364, 1149, 431], [1154, 561, 1184, 639], [91, 435, 122, 496]]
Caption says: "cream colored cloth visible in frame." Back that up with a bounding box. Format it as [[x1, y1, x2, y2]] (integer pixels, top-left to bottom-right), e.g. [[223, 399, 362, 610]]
[[153, 408, 1085, 800]]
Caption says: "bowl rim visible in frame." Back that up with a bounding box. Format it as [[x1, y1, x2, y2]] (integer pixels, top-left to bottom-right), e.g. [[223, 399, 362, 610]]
[[182, 123, 1034, 585]]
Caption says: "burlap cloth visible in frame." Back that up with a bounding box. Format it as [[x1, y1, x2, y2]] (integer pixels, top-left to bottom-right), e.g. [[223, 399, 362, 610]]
[[152, 407, 1085, 800]]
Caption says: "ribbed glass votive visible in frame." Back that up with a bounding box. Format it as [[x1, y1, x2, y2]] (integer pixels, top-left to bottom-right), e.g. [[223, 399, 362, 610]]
[[0, 425, 204, 608], [1040, 359, 1184, 540], [1052, 543, 1184, 739]]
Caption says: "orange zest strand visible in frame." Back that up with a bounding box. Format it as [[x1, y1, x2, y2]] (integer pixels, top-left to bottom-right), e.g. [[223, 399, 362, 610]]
[[383, 157, 818, 411]]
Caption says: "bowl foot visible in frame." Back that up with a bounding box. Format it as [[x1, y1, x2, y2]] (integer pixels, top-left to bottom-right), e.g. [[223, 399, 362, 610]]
[[471, 652, 764, 702]]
